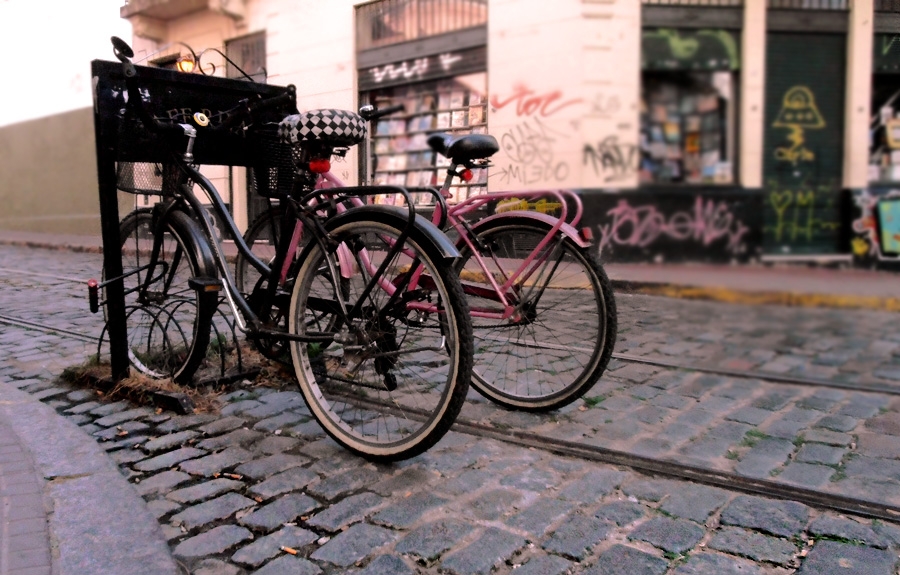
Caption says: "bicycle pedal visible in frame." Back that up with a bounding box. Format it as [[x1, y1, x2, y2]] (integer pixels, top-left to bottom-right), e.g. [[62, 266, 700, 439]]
[[188, 277, 223, 292]]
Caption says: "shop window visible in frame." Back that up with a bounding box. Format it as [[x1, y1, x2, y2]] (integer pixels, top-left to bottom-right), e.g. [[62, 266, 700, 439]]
[[362, 72, 488, 206], [640, 71, 736, 184], [870, 33, 900, 183], [870, 75, 900, 183]]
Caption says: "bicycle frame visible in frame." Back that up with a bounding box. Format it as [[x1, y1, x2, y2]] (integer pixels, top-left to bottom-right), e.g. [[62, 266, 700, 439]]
[[158, 156, 427, 342], [282, 167, 593, 322]]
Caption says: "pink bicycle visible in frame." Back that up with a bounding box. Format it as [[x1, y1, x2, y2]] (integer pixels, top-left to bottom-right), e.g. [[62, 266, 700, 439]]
[[237, 107, 617, 412]]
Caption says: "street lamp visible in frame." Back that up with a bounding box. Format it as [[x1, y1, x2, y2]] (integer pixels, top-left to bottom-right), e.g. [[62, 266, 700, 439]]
[[176, 54, 195, 73]]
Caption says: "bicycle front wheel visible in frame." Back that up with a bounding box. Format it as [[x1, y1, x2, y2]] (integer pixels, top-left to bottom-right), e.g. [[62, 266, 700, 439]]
[[456, 219, 617, 412], [288, 209, 472, 462], [114, 208, 217, 384]]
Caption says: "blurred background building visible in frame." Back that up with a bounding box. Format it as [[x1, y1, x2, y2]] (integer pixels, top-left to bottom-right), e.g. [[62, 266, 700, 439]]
[[3, 0, 900, 269]]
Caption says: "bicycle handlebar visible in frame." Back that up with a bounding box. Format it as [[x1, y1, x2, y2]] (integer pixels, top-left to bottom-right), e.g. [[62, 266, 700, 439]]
[[359, 103, 405, 122], [210, 88, 298, 133]]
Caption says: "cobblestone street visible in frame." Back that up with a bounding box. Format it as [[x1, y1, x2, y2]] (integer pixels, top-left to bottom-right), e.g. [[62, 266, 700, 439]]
[[3, 243, 900, 575]]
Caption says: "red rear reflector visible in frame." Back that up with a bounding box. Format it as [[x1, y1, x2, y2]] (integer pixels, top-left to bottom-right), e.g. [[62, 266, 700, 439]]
[[309, 158, 331, 173], [461, 169, 473, 182], [581, 226, 594, 241]]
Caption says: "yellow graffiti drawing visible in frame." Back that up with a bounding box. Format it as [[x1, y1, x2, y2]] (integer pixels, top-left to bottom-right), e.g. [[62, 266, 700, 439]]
[[495, 197, 563, 215], [851, 237, 871, 257], [769, 190, 793, 242], [773, 86, 825, 165], [792, 190, 816, 241], [768, 187, 831, 243]]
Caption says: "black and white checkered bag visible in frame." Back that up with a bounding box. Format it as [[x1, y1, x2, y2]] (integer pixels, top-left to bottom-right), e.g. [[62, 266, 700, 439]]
[[277, 109, 367, 148]]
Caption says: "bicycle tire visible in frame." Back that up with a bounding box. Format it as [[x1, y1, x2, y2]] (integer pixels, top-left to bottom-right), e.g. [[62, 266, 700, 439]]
[[455, 218, 617, 412], [114, 208, 218, 384], [288, 208, 473, 461]]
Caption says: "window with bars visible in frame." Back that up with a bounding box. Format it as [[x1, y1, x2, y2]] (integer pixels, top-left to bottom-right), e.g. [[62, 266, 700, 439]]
[[767, 0, 849, 9], [225, 32, 266, 83], [356, 0, 487, 51], [642, 0, 742, 5], [877, 0, 900, 11]]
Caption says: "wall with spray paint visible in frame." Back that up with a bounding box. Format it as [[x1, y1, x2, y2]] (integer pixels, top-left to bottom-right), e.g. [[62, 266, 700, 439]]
[[850, 187, 900, 267], [488, 0, 641, 191], [580, 189, 761, 263], [763, 32, 848, 256]]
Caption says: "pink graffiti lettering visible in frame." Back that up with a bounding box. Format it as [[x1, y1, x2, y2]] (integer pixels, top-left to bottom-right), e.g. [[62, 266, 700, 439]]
[[596, 197, 750, 255], [490, 84, 583, 117]]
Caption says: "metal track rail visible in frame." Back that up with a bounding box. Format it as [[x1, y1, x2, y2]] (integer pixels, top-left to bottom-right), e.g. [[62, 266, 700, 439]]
[[330, 392, 900, 522], [0, 267, 88, 283], [612, 352, 900, 396], [0, 313, 96, 343]]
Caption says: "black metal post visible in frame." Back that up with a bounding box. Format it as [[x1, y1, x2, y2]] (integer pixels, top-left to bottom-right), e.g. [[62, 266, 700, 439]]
[[92, 60, 129, 381]]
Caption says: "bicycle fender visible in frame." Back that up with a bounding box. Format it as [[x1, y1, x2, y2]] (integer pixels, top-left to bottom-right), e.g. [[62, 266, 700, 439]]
[[327, 205, 461, 262], [471, 211, 591, 249], [168, 211, 219, 281]]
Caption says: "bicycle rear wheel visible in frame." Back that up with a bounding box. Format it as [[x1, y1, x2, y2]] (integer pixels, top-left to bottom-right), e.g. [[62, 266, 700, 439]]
[[456, 219, 617, 412], [288, 208, 472, 461], [235, 205, 286, 297], [114, 208, 217, 384]]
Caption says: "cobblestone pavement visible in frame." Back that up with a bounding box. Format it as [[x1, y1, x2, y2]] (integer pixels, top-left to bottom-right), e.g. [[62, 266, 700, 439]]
[[3, 244, 900, 574]]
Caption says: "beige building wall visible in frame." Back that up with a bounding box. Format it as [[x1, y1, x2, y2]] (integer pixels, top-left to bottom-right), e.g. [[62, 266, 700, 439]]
[[250, 0, 362, 184], [844, 0, 874, 189], [488, 0, 641, 191], [740, 0, 766, 189], [0, 108, 129, 235]]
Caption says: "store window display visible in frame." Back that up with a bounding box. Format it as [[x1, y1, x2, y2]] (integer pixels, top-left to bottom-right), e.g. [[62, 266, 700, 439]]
[[363, 73, 488, 205], [640, 71, 736, 185]]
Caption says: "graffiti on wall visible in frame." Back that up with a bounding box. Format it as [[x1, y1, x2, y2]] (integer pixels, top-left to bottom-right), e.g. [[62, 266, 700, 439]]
[[851, 189, 900, 261], [772, 86, 826, 166], [594, 196, 750, 257], [493, 197, 563, 216], [641, 29, 740, 70], [583, 136, 639, 183], [765, 183, 841, 245], [491, 117, 571, 186], [490, 84, 583, 118], [368, 52, 464, 84]]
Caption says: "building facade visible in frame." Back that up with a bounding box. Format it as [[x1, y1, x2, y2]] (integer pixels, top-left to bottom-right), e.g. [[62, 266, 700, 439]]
[[114, 0, 900, 266]]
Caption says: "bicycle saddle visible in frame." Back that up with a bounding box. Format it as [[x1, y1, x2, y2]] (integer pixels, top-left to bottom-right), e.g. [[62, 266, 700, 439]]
[[427, 133, 499, 163], [278, 109, 367, 147]]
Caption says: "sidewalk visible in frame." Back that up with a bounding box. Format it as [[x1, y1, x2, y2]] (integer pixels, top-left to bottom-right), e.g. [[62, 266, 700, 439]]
[[0, 380, 178, 575], [1, 228, 897, 311]]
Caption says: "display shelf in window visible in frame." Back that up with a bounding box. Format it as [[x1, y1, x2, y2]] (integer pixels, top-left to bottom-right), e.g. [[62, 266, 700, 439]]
[[362, 72, 488, 205]]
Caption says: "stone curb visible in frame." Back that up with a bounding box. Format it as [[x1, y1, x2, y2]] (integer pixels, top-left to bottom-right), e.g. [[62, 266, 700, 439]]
[[0, 380, 180, 575], [611, 280, 900, 313]]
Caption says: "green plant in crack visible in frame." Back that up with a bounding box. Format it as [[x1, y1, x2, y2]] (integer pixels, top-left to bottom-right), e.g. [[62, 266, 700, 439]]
[[663, 550, 689, 564], [583, 395, 607, 408], [829, 467, 846, 482], [741, 429, 769, 448], [206, 333, 229, 358], [725, 450, 740, 461]]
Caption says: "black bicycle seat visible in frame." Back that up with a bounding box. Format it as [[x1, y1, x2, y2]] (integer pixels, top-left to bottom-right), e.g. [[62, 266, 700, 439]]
[[427, 133, 499, 163]]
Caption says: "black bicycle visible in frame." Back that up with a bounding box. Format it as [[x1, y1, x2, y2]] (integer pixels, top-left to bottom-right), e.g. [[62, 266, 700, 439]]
[[97, 37, 473, 461]]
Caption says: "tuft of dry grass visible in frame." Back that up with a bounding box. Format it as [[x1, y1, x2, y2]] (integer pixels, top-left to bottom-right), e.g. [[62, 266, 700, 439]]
[[58, 340, 301, 414], [60, 362, 224, 413]]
